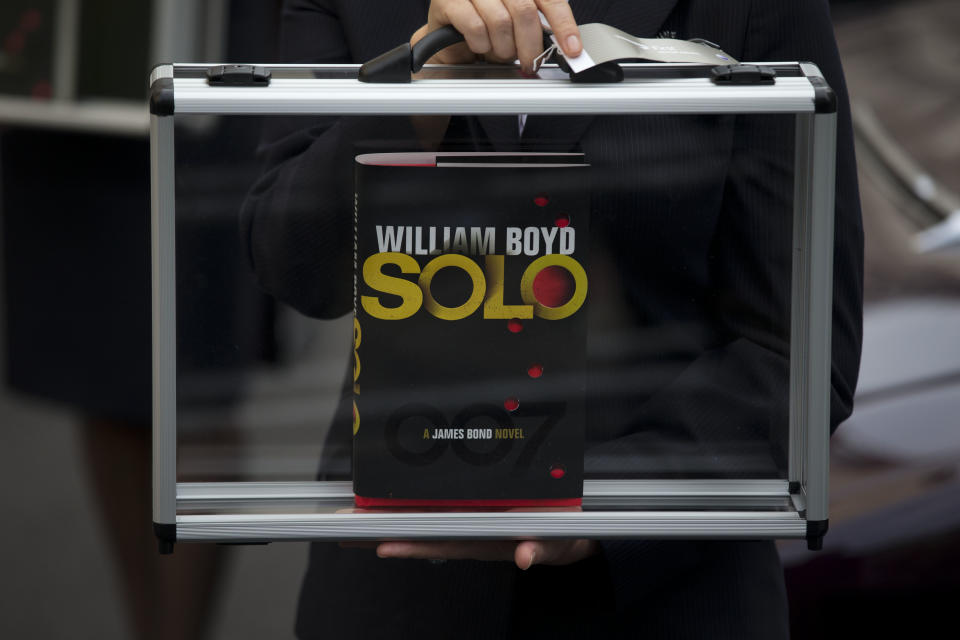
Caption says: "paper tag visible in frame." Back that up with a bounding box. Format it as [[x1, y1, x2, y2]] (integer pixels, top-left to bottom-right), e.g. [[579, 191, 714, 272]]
[[552, 23, 738, 73], [549, 34, 598, 73]]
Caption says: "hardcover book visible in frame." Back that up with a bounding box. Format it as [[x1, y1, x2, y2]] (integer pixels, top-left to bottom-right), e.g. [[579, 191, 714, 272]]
[[352, 152, 590, 507]]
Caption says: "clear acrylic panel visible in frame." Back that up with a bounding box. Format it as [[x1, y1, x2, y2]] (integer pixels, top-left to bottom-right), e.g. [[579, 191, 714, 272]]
[[172, 108, 796, 512]]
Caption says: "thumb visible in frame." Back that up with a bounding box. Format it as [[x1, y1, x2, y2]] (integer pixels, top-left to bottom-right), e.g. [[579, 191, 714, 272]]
[[514, 541, 542, 570], [514, 539, 599, 569]]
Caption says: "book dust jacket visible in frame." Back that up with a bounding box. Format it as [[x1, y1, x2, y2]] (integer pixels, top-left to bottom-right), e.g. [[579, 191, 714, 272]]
[[352, 152, 590, 507]]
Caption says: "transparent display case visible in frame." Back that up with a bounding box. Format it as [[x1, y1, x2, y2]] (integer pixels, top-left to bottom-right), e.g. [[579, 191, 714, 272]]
[[150, 60, 838, 552]]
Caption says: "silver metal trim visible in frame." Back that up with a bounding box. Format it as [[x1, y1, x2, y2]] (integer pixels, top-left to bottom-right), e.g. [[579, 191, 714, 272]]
[[175, 480, 795, 511], [803, 113, 837, 521], [178, 481, 352, 511], [167, 62, 807, 71], [155, 61, 835, 539], [149, 64, 175, 87], [789, 114, 813, 490], [152, 115, 177, 525], [584, 479, 789, 497], [798, 62, 825, 80], [168, 75, 817, 116], [584, 479, 792, 508], [175, 510, 807, 541], [790, 487, 807, 515], [790, 113, 836, 522]]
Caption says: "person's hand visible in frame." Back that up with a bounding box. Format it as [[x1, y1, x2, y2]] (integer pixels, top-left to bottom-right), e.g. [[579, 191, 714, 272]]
[[361, 539, 599, 569], [338, 507, 598, 569], [411, 0, 583, 73]]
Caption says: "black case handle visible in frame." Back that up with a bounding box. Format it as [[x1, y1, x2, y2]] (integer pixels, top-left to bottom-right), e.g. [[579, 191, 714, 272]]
[[412, 26, 467, 72], [359, 25, 465, 83]]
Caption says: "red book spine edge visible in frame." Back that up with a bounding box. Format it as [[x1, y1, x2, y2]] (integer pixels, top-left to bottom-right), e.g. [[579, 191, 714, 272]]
[[354, 495, 583, 508]]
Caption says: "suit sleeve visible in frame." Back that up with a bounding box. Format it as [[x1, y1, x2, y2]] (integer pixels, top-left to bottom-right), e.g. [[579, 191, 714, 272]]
[[597, 0, 863, 607], [239, 0, 421, 318]]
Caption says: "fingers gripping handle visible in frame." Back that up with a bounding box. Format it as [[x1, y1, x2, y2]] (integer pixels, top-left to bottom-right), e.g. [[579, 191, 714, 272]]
[[358, 25, 465, 83], [358, 22, 617, 84]]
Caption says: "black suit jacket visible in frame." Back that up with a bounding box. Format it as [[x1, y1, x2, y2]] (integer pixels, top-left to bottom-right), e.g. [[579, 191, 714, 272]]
[[240, 1, 863, 637]]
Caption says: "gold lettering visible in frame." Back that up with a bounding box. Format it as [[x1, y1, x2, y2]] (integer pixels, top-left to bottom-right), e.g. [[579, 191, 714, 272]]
[[361, 252, 423, 320]]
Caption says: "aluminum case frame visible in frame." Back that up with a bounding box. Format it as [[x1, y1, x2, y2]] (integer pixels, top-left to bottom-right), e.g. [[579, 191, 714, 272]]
[[150, 62, 837, 551]]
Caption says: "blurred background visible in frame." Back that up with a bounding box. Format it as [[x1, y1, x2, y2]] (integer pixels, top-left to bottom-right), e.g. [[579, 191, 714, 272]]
[[1, 0, 957, 638]]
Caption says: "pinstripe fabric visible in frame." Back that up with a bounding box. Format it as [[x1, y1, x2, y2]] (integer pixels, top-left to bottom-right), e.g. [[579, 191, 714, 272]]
[[242, 1, 863, 637]]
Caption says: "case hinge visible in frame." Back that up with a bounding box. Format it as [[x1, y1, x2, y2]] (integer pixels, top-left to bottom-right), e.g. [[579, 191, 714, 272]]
[[711, 64, 776, 85], [206, 65, 271, 87]]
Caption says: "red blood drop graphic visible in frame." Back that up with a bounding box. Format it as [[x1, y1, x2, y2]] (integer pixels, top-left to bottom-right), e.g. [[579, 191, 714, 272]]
[[549, 466, 566, 479], [507, 319, 524, 333], [30, 81, 52, 100], [504, 397, 520, 412], [533, 195, 549, 207], [532, 266, 575, 308], [21, 9, 43, 32], [555, 214, 570, 228], [5, 32, 26, 55], [527, 364, 543, 378]]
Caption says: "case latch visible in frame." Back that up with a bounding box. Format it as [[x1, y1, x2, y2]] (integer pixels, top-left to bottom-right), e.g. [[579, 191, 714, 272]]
[[711, 64, 776, 85], [206, 65, 271, 86]]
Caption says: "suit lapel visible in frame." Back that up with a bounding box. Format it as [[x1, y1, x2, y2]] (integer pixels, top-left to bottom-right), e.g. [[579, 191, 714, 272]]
[[518, 0, 680, 151]]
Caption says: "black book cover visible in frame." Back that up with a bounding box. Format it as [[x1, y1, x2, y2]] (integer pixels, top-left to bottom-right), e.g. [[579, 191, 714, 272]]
[[352, 152, 590, 506]]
